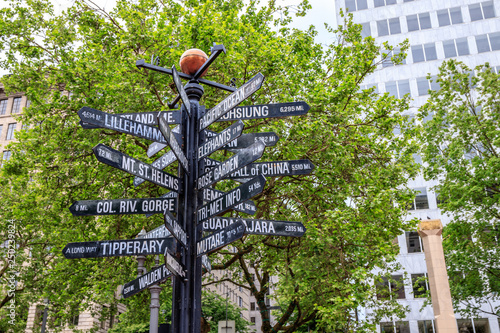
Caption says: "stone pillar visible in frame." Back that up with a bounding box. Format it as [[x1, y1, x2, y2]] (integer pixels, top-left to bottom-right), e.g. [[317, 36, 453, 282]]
[[149, 284, 162, 333], [418, 219, 458, 332]]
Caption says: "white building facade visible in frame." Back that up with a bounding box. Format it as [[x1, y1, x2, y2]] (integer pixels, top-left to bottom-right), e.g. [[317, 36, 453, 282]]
[[334, 0, 500, 332]]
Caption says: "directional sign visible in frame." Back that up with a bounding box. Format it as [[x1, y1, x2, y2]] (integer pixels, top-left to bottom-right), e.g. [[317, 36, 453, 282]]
[[201, 255, 211, 273], [165, 251, 186, 280], [197, 141, 265, 190], [205, 131, 279, 150], [172, 65, 191, 115], [197, 175, 266, 222], [226, 159, 315, 180], [69, 197, 176, 216], [93, 144, 179, 192], [79, 107, 172, 144], [145, 191, 178, 218], [216, 101, 310, 122], [134, 150, 176, 187], [199, 73, 264, 131], [203, 187, 257, 216], [164, 210, 187, 248], [146, 125, 182, 158], [62, 237, 175, 259], [158, 115, 189, 173], [202, 217, 306, 237], [139, 224, 171, 239], [122, 265, 171, 299], [83, 110, 181, 129], [198, 120, 244, 159], [196, 220, 246, 257]]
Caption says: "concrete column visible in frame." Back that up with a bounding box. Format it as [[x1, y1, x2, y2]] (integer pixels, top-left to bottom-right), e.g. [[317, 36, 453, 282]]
[[149, 284, 162, 333], [418, 219, 458, 332]]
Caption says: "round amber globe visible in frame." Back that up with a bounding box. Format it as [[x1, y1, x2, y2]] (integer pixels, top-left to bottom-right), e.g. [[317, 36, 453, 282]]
[[179, 49, 208, 76]]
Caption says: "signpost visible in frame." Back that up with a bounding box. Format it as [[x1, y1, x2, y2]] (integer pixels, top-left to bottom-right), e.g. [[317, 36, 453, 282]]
[[64, 44, 313, 333]]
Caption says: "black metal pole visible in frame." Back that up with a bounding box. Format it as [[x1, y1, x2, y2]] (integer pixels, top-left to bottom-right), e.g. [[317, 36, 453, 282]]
[[171, 81, 204, 333]]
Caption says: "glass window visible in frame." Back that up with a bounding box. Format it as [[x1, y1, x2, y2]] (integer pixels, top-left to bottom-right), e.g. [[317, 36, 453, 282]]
[[437, 9, 451, 26], [386, 0, 396, 4], [418, 320, 435, 333], [2, 150, 12, 167], [11, 97, 21, 114], [417, 77, 430, 96], [361, 22, 371, 38], [250, 317, 256, 324], [376, 275, 406, 300], [457, 319, 491, 333], [430, 76, 440, 91], [482, 1, 495, 19], [398, 80, 410, 96], [450, 7, 463, 24], [0, 125, 2, 138], [345, 0, 356, 11], [469, 3, 484, 21], [389, 18, 401, 34], [357, 0, 368, 10], [456, 38, 470, 56], [374, 0, 385, 7], [0, 99, 7, 115], [419, 13, 432, 29], [406, 231, 424, 253], [6, 123, 16, 140], [250, 302, 255, 311], [424, 43, 437, 60], [407, 14, 419, 31], [490, 32, 500, 51], [385, 81, 398, 97], [415, 187, 429, 209], [443, 39, 457, 58], [412, 45, 425, 63], [476, 34, 491, 53], [377, 20, 389, 36], [412, 273, 429, 298]]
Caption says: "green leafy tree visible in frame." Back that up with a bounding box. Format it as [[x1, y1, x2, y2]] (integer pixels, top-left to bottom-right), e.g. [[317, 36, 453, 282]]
[[0, 0, 419, 331], [201, 290, 250, 333], [418, 59, 500, 318]]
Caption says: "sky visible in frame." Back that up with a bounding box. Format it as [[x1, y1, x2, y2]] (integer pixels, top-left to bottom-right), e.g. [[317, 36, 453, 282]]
[[0, 0, 337, 76]]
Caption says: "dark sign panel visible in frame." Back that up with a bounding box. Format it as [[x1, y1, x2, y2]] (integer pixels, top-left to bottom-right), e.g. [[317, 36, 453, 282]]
[[219, 132, 279, 150], [172, 65, 191, 115], [202, 217, 306, 237], [165, 251, 186, 279], [197, 175, 266, 222], [196, 220, 246, 257], [139, 224, 171, 239], [122, 265, 171, 299], [93, 144, 179, 192], [199, 73, 264, 131], [69, 197, 176, 216], [145, 192, 178, 218], [158, 116, 189, 173], [203, 187, 257, 216], [134, 150, 177, 187], [198, 120, 244, 159], [146, 125, 182, 158], [226, 159, 315, 180], [79, 107, 168, 144], [164, 210, 187, 248], [197, 141, 265, 190], [215, 101, 310, 122], [83, 110, 181, 129], [63, 237, 175, 259]]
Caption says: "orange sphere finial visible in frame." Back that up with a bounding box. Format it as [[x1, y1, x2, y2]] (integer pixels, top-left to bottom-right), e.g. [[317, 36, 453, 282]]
[[179, 49, 208, 76]]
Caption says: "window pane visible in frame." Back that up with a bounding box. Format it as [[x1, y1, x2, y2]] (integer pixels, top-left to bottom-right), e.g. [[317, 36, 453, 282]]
[[386, 0, 396, 5], [418, 320, 435, 333], [407, 14, 419, 31], [424, 43, 437, 61], [476, 34, 491, 53], [380, 322, 394, 332], [456, 37, 469, 56], [0, 100, 7, 115], [417, 77, 430, 96], [450, 7, 463, 24], [469, 3, 483, 21], [412, 274, 428, 298], [443, 39, 457, 58], [406, 231, 423, 253], [490, 32, 500, 51], [419, 12, 432, 29], [361, 22, 371, 38], [415, 187, 429, 209], [482, 1, 495, 19], [437, 9, 451, 26], [395, 321, 410, 333], [430, 76, 440, 91], [374, 0, 385, 7], [377, 20, 389, 36], [412, 45, 425, 63], [6, 123, 16, 140], [0, 125, 2, 138], [345, 0, 356, 11], [357, 0, 368, 10], [389, 17, 401, 34], [385, 81, 398, 97], [398, 80, 411, 96], [12, 97, 21, 114], [391, 275, 406, 299]]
